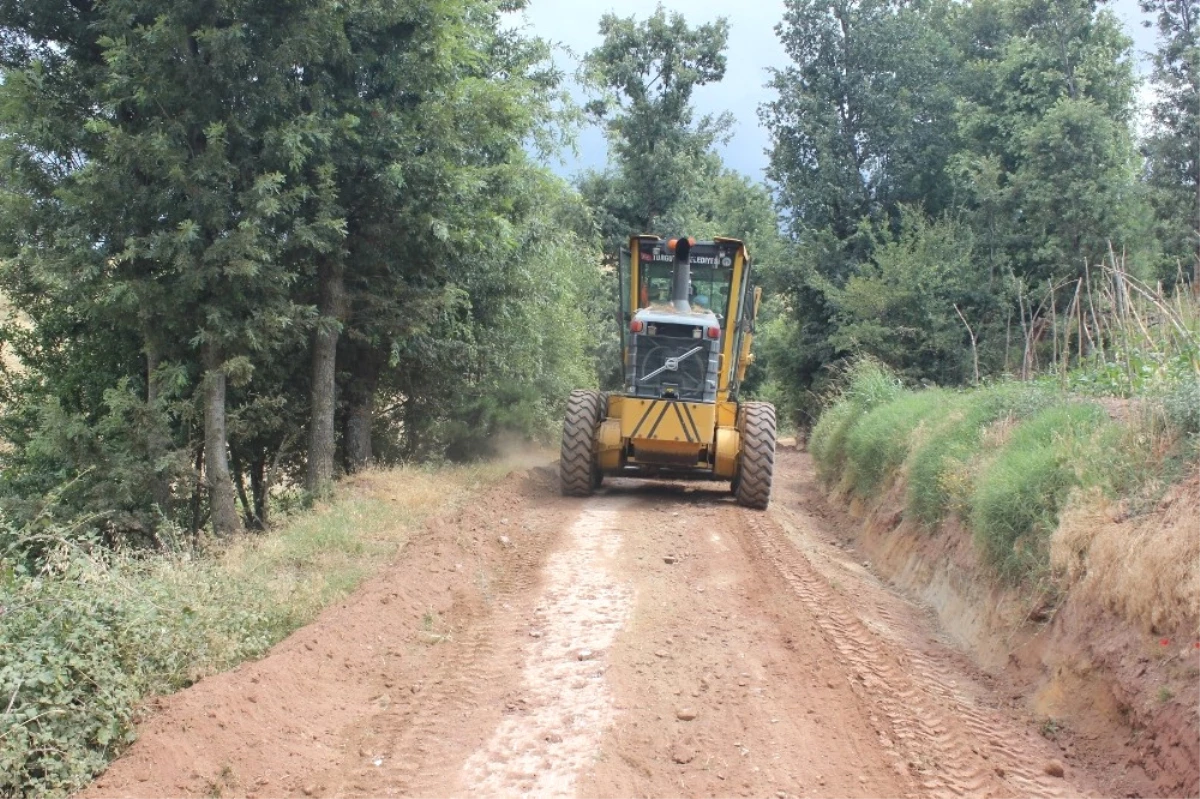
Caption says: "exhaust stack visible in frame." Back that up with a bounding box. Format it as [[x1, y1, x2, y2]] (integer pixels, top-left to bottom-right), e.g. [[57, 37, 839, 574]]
[[671, 237, 692, 313]]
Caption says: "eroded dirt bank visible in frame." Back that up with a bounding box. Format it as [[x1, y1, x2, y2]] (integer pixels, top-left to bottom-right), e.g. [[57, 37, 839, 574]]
[[821, 459, 1200, 799], [86, 449, 1179, 798]]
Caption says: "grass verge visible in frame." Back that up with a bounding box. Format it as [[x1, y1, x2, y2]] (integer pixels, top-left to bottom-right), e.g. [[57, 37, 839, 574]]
[[0, 461, 514, 798], [812, 361, 1197, 589]]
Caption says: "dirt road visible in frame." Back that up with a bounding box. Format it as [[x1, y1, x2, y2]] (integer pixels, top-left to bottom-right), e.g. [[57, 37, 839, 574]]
[[88, 449, 1102, 799]]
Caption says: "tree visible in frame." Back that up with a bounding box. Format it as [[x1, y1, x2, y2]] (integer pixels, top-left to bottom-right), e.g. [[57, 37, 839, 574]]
[[760, 0, 966, 416], [828, 208, 1001, 384], [314, 0, 563, 477], [579, 4, 731, 249], [952, 0, 1149, 282], [763, 0, 961, 249], [0, 0, 613, 550], [760, 0, 1155, 418], [1140, 0, 1200, 280], [377, 168, 607, 461], [0, 0, 330, 537]]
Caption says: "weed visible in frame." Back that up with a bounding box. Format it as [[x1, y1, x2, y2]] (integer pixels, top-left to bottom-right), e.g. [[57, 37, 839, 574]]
[[905, 383, 1057, 527], [810, 358, 904, 481], [418, 610, 451, 645], [1161, 377, 1200, 439], [421, 610, 438, 632], [810, 400, 861, 481], [841, 358, 904, 409], [843, 390, 945, 496], [1040, 717, 1064, 740], [808, 358, 1196, 606], [1158, 686, 1174, 703]]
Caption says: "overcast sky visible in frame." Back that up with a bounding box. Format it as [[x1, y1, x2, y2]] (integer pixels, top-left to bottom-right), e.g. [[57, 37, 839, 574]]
[[518, 0, 1160, 182]]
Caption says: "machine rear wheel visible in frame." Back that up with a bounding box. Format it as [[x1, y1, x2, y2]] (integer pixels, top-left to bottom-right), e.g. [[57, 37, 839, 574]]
[[734, 401, 776, 510], [560, 389, 605, 496]]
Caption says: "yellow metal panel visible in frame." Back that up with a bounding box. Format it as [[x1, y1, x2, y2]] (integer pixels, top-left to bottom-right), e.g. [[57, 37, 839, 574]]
[[713, 426, 741, 479], [718, 244, 748, 401], [596, 419, 623, 471], [607, 393, 623, 418], [736, 286, 762, 385], [631, 440, 701, 459], [628, 234, 662, 320], [716, 400, 738, 428], [619, 398, 715, 445]]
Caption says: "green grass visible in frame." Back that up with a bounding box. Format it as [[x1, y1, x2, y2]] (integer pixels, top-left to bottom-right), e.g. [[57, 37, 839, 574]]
[[810, 358, 903, 481], [810, 399, 860, 480], [843, 389, 946, 497], [904, 383, 1058, 527], [812, 359, 1195, 586], [0, 461, 511, 798], [969, 402, 1106, 581]]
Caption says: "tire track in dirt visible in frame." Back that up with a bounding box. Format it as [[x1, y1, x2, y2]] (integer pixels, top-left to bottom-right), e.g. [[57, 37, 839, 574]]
[[314, 495, 564, 799], [83, 454, 1118, 799], [458, 501, 633, 797], [738, 503, 1087, 798], [341, 622, 505, 797], [581, 483, 914, 799]]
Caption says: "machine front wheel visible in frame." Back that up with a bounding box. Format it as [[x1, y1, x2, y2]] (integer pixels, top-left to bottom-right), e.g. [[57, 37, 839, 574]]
[[733, 401, 776, 510], [560, 389, 605, 496]]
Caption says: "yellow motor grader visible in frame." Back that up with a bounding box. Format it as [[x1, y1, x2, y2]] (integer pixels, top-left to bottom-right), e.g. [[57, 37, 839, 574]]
[[560, 234, 776, 508]]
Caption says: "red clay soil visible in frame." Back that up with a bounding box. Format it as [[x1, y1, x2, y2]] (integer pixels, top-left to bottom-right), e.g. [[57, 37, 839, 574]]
[[83, 449, 1191, 799], [784, 454, 1200, 799]]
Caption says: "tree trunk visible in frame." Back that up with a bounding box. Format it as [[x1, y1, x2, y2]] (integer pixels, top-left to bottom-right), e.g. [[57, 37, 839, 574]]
[[190, 444, 205, 542], [145, 345, 173, 518], [230, 450, 259, 530], [344, 342, 382, 473], [306, 260, 346, 496], [250, 454, 269, 529], [203, 342, 243, 537]]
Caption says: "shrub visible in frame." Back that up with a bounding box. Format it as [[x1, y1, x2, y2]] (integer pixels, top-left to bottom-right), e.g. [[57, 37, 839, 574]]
[[0, 462, 504, 797], [0, 538, 296, 797], [809, 358, 1193, 598], [1161, 375, 1200, 440]]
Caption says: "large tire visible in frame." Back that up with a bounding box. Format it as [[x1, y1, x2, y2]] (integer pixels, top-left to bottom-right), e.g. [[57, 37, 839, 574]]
[[733, 401, 776, 510], [560, 389, 605, 497]]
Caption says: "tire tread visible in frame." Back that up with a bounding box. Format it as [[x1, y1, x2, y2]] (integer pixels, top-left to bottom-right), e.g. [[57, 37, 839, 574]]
[[734, 401, 776, 510], [560, 389, 604, 496]]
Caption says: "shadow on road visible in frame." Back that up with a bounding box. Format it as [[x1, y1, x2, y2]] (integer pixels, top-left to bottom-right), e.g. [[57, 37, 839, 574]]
[[599, 478, 735, 506]]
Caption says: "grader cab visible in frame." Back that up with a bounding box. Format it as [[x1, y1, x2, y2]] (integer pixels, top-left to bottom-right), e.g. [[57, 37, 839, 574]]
[[560, 234, 776, 508]]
